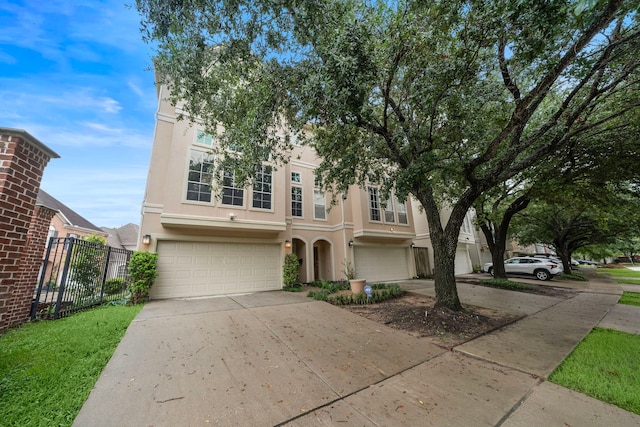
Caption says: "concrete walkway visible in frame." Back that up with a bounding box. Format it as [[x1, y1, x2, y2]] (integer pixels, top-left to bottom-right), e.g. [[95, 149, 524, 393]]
[[73, 275, 640, 426]]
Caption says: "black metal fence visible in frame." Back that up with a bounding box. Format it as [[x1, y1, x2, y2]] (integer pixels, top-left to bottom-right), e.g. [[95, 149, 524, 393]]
[[31, 237, 132, 320]]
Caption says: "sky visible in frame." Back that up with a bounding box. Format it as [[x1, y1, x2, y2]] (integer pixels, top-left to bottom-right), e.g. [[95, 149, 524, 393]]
[[0, 0, 158, 228]]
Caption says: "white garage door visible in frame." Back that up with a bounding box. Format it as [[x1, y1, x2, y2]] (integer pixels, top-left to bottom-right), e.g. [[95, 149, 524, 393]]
[[454, 247, 472, 275], [354, 246, 411, 282], [153, 241, 281, 299]]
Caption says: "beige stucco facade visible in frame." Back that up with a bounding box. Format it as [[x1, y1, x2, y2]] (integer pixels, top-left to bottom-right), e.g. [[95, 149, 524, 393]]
[[139, 85, 482, 299]]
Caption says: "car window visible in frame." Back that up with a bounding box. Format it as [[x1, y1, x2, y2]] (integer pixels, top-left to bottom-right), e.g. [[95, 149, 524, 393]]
[[505, 259, 518, 264]]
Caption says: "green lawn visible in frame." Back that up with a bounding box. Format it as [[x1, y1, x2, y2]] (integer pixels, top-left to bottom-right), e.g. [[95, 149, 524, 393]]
[[619, 292, 640, 307], [549, 328, 640, 415], [0, 304, 142, 427], [597, 268, 640, 278]]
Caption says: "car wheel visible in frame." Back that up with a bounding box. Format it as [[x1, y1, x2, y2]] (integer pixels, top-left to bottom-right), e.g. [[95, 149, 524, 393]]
[[488, 267, 494, 277], [534, 269, 550, 281]]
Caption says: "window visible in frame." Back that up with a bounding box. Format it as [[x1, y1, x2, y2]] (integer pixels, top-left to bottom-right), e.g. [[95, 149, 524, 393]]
[[461, 213, 473, 234], [368, 187, 381, 222], [384, 199, 395, 223], [196, 130, 214, 146], [291, 186, 303, 217], [396, 199, 408, 224], [186, 150, 214, 202], [291, 172, 301, 183], [314, 189, 326, 220], [221, 169, 244, 206], [252, 165, 272, 209]]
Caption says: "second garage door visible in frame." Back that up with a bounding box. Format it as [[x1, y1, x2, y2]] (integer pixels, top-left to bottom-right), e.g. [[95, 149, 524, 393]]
[[354, 246, 411, 282], [152, 241, 281, 299]]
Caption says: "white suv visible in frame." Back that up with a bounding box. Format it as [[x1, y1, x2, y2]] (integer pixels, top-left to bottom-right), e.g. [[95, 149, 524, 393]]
[[484, 257, 562, 281]]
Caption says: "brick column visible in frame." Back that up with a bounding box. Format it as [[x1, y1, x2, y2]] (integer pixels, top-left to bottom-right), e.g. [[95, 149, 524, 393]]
[[0, 128, 58, 334]]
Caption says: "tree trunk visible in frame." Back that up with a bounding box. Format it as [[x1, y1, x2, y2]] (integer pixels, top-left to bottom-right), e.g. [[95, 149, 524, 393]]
[[554, 243, 572, 274], [477, 194, 530, 279], [415, 188, 474, 311]]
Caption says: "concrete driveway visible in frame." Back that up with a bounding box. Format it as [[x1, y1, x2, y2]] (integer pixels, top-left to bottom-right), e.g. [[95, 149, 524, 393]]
[[73, 281, 640, 426]]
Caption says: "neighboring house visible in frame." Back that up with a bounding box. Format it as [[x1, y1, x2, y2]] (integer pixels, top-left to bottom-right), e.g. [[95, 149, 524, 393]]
[[139, 85, 485, 300], [36, 189, 107, 243], [101, 223, 140, 251]]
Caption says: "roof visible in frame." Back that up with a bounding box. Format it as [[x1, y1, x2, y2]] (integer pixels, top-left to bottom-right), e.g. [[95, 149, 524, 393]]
[[101, 223, 140, 249], [36, 189, 104, 234]]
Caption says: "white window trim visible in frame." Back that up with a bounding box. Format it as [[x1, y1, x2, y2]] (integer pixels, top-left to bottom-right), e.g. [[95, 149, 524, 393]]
[[220, 168, 245, 207], [251, 165, 274, 211], [313, 188, 327, 221], [368, 187, 382, 223], [184, 148, 214, 205], [291, 185, 303, 218]]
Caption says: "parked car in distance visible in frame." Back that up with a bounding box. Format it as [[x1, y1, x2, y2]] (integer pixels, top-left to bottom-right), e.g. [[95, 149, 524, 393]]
[[533, 254, 579, 268], [577, 259, 602, 266], [484, 257, 562, 281]]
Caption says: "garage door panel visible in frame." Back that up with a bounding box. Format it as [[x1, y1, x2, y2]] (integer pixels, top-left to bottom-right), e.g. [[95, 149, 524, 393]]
[[154, 241, 281, 299], [354, 247, 410, 282]]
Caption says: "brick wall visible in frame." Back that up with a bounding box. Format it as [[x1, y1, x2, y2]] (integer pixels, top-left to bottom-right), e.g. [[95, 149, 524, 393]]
[[0, 131, 56, 333]]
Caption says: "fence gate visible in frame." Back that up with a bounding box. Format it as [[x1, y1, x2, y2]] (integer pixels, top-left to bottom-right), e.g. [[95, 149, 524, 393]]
[[413, 247, 431, 278], [31, 237, 132, 320]]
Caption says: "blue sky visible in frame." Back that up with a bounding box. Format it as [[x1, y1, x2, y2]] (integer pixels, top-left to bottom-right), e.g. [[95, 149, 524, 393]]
[[0, 0, 157, 228]]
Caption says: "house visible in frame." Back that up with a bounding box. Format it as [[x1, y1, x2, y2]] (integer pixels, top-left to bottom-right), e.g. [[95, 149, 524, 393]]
[[101, 223, 140, 251], [138, 85, 483, 300], [36, 189, 107, 243]]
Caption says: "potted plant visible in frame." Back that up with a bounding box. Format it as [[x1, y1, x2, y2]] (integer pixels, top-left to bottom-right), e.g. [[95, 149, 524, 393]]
[[343, 260, 366, 293]]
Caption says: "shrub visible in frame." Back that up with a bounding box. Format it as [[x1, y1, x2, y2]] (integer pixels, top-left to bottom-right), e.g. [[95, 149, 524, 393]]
[[479, 278, 533, 291], [558, 271, 588, 281], [283, 253, 299, 286], [128, 251, 158, 304], [104, 278, 126, 295], [307, 283, 405, 305], [307, 289, 330, 301]]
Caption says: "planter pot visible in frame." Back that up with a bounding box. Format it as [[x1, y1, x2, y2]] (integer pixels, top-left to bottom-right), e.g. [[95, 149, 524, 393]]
[[349, 279, 366, 293]]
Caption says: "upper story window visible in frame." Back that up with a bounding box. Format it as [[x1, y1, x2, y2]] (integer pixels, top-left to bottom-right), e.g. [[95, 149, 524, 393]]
[[396, 199, 408, 225], [461, 213, 473, 234], [196, 130, 214, 146], [252, 165, 272, 210], [368, 187, 381, 222], [221, 169, 244, 206], [384, 199, 395, 223], [186, 149, 214, 202], [313, 189, 326, 220], [291, 186, 303, 217], [291, 172, 301, 183]]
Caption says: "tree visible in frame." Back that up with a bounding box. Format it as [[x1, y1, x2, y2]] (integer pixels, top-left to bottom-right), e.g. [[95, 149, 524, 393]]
[[69, 235, 108, 296], [511, 186, 640, 273], [137, 0, 640, 309]]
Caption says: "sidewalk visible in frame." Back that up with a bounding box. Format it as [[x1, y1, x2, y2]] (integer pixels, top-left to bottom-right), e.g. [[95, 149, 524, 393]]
[[73, 275, 640, 426]]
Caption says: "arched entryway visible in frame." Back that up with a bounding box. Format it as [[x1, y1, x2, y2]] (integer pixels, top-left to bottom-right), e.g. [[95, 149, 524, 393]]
[[291, 238, 308, 283], [313, 239, 332, 281]]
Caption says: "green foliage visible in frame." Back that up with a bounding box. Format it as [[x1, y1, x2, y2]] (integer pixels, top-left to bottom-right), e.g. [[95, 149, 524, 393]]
[[283, 253, 299, 286], [327, 284, 405, 306], [69, 235, 108, 294], [137, 0, 640, 310], [307, 289, 330, 301], [557, 271, 588, 281], [479, 278, 533, 291], [306, 283, 404, 305], [128, 251, 158, 304], [104, 278, 126, 295], [310, 280, 349, 293], [550, 328, 640, 415], [619, 292, 640, 307], [0, 305, 142, 426], [282, 285, 304, 292]]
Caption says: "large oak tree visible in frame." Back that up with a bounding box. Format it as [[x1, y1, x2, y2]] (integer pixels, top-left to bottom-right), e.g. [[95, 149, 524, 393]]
[[137, 0, 639, 309]]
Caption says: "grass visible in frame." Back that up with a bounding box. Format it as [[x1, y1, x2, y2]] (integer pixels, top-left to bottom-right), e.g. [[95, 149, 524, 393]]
[[614, 279, 640, 285], [597, 268, 640, 278], [549, 328, 640, 415], [479, 278, 534, 291], [0, 304, 142, 427], [619, 292, 640, 307]]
